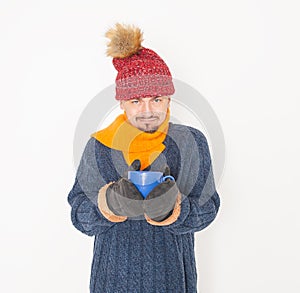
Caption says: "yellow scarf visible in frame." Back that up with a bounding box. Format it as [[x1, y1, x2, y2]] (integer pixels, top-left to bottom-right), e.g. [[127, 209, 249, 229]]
[[91, 109, 170, 170]]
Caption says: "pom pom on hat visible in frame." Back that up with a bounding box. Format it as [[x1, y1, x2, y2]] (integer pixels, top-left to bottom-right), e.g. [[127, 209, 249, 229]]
[[105, 23, 143, 58], [105, 23, 175, 100]]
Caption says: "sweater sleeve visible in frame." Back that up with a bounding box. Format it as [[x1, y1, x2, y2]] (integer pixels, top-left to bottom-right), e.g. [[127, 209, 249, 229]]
[[67, 138, 117, 236], [163, 128, 221, 235]]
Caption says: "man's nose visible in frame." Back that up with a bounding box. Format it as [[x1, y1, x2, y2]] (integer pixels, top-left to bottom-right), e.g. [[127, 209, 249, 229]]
[[141, 101, 153, 113]]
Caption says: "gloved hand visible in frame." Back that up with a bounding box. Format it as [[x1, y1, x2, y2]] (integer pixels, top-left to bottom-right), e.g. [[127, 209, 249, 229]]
[[143, 166, 179, 222], [106, 159, 144, 217]]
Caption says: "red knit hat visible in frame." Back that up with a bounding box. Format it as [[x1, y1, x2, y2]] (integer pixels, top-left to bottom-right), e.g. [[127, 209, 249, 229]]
[[105, 23, 175, 100]]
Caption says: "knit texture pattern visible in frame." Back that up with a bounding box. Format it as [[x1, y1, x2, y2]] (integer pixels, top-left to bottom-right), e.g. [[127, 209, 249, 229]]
[[113, 48, 175, 100], [67, 123, 220, 293]]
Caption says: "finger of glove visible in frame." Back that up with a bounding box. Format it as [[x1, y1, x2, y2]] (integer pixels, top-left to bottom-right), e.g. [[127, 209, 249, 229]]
[[115, 178, 144, 200], [106, 187, 124, 216], [145, 180, 176, 200], [107, 183, 144, 217], [128, 159, 141, 171], [116, 195, 144, 217], [162, 165, 170, 176], [108, 196, 144, 217], [143, 185, 178, 219], [123, 159, 141, 178]]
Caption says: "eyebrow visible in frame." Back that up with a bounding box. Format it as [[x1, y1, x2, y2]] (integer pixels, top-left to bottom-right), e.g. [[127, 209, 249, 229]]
[[141, 96, 163, 100], [127, 96, 166, 103]]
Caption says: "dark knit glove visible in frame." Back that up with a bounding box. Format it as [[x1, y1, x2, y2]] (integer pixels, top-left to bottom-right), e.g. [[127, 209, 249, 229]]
[[106, 160, 144, 217], [143, 166, 179, 222]]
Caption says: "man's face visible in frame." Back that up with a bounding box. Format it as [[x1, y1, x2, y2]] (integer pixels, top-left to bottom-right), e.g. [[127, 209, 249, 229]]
[[120, 96, 170, 133]]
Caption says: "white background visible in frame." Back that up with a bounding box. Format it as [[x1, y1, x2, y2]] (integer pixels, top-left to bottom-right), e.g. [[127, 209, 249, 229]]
[[1, 0, 299, 292]]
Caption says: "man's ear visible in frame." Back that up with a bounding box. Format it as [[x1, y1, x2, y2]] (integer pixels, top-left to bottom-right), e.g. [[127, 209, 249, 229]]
[[167, 96, 171, 107], [120, 101, 124, 110]]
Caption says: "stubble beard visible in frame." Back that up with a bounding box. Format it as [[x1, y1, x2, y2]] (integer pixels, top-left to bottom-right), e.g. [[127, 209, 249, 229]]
[[135, 115, 161, 133], [137, 123, 159, 133]]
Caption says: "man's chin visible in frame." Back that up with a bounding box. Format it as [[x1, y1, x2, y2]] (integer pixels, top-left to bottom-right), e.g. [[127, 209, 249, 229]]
[[137, 124, 159, 133], [143, 129, 157, 133]]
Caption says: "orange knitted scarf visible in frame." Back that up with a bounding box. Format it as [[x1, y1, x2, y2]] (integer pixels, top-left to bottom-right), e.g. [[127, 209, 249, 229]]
[[91, 109, 170, 170]]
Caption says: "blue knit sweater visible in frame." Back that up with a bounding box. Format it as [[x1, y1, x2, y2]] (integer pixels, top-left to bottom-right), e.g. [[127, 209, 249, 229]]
[[68, 123, 220, 293]]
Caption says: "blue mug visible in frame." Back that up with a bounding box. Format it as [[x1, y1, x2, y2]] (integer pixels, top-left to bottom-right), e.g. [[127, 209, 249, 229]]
[[128, 171, 175, 198]]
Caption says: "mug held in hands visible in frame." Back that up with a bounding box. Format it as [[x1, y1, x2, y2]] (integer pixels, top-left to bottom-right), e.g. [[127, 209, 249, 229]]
[[128, 171, 175, 199]]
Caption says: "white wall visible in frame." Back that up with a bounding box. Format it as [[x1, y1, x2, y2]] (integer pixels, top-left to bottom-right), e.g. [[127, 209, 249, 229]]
[[1, 0, 299, 292]]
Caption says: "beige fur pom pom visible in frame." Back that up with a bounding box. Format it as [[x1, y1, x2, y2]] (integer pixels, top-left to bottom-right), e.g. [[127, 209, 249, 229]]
[[105, 23, 143, 58]]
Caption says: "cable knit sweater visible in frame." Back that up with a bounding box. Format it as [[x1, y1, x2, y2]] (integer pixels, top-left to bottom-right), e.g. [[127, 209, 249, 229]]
[[67, 122, 220, 293]]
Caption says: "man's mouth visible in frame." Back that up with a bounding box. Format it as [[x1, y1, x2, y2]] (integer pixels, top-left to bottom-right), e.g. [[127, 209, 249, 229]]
[[137, 117, 158, 122]]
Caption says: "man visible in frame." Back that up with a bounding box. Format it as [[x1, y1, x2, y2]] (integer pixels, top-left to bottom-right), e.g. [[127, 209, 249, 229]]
[[68, 23, 220, 293]]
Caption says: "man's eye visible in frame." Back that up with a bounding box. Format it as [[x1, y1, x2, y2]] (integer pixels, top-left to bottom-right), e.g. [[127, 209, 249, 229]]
[[154, 98, 162, 103], [131, 100, 139, 104]]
